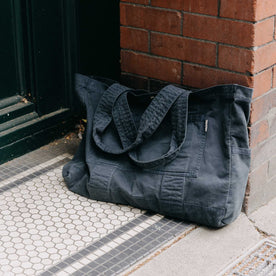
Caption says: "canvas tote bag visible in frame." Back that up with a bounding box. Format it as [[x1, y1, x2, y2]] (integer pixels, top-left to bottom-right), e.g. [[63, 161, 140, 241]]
[[63, 74, 252, 227]]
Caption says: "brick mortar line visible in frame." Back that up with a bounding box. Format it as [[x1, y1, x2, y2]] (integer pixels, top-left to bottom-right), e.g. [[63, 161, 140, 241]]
[[180, 11, 184, 37], [122, 46, 276, 77], [122, 72, 168, 84], [273, 15, 276, 41], [121, 71, 148, 80], [151, 30, 217, 46], [249, 131, 275, 149], [148, 30, 151, 53], [121, 59, 276, 90], [253, 65, 276, 77], [218, 42, 255, 51], [121, 2, 274, 24], [121, 72, 193, 90], [121, 72, 151, 91], [120, 74, 275, 104], [251, 86, 276, 103], [121, 25, 271, 50], [217, 0, 221, 17], [121, 26, 217, 45], [253, 40, 276, 51], [216, 43, 219, 67], [254, 14, 276, 24], [121, 49, 255, 76], [250, 133, 276, 156], [271, 68, 274, 90], [121, 2, 182, 13], [248, 120, 276, 135], [181, 61, 184, 85], [249, 117, 274, 128], [182, 11, 257, 24]]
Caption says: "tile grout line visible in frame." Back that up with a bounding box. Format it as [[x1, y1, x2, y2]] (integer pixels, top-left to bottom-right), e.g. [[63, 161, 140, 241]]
[[71, 216, 165, 276], [0, 142, 195, 276], [0, 157, 72, 194], [71, 217, 167, 276], [40, 213, 155, 276], [107, 220, 190, 276], [71, 218, 191, 276], [0, 162, 146, 276], [0, 153, 72, 189]]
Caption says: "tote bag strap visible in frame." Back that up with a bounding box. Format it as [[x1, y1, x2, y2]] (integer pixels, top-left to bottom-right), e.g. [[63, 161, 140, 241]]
[[128, 85, 191, 168], [92, 83, 138, 154], [93, 82, 191, 167], [93, 82, 189, 155], [111, 85, 187, 150]]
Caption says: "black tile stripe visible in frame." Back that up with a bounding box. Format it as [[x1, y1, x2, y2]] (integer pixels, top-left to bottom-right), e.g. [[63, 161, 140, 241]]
[[70, 218, 190, 276], [39, 212, 153, 276], [0, 158, 70, 194], [0, 153, 60, 181]]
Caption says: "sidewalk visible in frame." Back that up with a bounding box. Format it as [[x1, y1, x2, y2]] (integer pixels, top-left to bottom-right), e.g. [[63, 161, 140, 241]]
[[0, 136, 275, 276], [125, 200, 276, 276]]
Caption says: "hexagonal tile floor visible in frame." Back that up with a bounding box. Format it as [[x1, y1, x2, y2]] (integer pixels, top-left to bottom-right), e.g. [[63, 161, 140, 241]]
[[0, 137, 193, 276]]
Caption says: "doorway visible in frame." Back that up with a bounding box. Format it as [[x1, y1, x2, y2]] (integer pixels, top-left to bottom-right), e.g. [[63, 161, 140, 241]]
[[0, 0, 120, 163]]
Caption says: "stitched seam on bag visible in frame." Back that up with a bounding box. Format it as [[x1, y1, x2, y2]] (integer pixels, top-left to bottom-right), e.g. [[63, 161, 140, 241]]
[[193, 117, 207, 176], [145, 170, 196, 177], [223, 86, 234, 222], [89, 164, 117, 191], [113, 167, 195, 177], [157, 174, 164, 213], [232, 147, 251, 155], [88, 161, 119, 169], [160, 176, 184, 209], [90, 161, 196, 177], [214, 208, 227, 227], [182, 203, 225, 211], [108, 166, 117, 200], [126, 116, 206, 176], [234, 96, 251, 103], [150, 117, 207, 176], [66, 161, 85, 166]]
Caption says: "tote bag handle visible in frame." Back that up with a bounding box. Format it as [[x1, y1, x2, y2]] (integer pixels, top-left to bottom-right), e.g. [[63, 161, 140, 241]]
[[127, 85, 190, 168], [92, 83, 190, 167]]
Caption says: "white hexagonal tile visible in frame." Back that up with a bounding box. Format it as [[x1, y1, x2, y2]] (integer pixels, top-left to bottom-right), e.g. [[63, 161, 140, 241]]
[[24, 268, 36, 275], [1, 265, 12, 273], [9, 253, 20, 261], [12, 266, 24, 274], [17, 249, 28, 255], [1, 236, 11, 242], [5, 246, 16, 255], [10, 260, 21, 267], [30, 256, 41, 264], [33, 263, 44, 270]]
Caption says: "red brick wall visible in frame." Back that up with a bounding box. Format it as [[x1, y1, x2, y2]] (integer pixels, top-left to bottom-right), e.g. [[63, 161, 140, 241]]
[[120, 0, 276, 213]]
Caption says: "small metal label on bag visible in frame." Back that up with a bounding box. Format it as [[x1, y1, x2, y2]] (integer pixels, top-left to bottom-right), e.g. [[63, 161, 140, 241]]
[[205, 120, 208, 132]]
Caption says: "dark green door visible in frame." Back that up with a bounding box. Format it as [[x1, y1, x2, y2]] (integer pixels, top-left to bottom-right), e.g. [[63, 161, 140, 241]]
[[0, 0, 120, 163], [27, 0, 77, 116], [0, 1, 24, 100]]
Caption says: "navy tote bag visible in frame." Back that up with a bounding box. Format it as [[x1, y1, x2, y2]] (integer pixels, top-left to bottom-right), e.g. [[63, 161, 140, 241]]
[[63, 74, 252, 227]]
